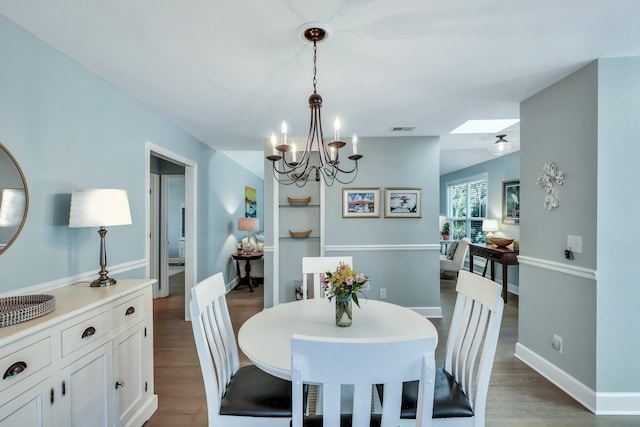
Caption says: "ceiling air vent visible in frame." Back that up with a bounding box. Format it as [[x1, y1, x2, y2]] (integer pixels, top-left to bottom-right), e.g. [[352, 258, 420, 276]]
[[390, 126, 415, 132]]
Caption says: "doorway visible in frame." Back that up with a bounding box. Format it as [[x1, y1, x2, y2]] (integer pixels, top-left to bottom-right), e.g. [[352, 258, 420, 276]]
[[151, 173, 185, 298], [146, 142, 197, 320]]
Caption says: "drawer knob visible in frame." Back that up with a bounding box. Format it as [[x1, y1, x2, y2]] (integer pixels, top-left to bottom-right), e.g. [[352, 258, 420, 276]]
[[3, 361, 27, 380], [82, 326, 96, 339], [125, 306, 135, 316]]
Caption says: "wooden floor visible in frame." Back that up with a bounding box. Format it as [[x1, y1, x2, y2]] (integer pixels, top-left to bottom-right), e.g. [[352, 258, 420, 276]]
[[143, 273, 640, 427]]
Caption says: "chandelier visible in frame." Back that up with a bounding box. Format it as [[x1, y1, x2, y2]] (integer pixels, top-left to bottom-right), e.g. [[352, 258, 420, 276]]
[[266, 22, 362, 187]]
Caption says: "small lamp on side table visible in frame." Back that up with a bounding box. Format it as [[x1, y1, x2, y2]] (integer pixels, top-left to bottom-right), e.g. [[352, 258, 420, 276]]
[[238, 217, 259, 254], [69, 189, 132, 287], [482, 219, 499, 244]]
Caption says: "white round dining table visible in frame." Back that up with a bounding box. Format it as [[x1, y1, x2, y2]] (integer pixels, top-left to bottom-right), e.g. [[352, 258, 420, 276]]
[[238, 298, 438, 380]]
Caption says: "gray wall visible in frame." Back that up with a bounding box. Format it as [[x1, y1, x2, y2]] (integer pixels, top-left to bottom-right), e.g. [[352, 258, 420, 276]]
[[520, 61, 598, 389], [520, 57, 640, 394], [167, 178, 185, 259], [0, 16, 263, 292], [264, 135, 441, 311], [324, 136, 441, 310]]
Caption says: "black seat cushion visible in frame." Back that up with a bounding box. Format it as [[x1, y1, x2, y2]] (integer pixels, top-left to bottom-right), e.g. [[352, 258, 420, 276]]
[[376, 366, 474, 419], [220, 365, 294, 417], [292, 414, 382, 427]]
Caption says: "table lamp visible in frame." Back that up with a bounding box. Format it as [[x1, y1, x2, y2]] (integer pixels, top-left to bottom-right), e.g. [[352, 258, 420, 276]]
[[238, 217, 259, 254], [69, 189, 132, 287], [482, 219, 499, 243]]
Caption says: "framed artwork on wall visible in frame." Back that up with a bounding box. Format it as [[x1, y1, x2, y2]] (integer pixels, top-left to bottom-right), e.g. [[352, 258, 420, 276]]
[[245, 186, 257, 218], [502, 180, 520, 224], [384, 188, 422, 218], [342, 188, 381, 218]]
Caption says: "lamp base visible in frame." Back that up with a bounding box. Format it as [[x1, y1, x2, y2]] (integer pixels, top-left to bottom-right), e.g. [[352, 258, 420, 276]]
[[90, 276, 117, 287]]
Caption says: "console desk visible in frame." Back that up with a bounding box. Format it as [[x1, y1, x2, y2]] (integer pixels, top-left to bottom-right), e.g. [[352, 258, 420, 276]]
[[468, 243, 519, 303]]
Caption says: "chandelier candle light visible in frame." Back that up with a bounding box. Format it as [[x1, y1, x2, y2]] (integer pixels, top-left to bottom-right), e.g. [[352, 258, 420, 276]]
[[267, 22, 363, 187]]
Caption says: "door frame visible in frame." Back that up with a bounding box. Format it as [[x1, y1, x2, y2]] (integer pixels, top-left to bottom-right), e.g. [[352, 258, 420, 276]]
[[146, 142, 198, 320], [149, 173, 162, 298]]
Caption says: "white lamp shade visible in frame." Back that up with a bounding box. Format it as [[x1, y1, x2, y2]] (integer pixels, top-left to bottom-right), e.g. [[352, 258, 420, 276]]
[[482, 219, 499, 233], [0, 188, 26, 227], [69, 189, 132, 228], [238, 217, 259, 232]]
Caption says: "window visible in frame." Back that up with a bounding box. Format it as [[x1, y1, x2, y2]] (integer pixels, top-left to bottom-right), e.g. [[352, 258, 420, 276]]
[[446, 174, 487, 243]]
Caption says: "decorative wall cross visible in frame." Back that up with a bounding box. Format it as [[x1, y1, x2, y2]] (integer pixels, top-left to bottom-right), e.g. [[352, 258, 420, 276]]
[[536, 161, 566, 211]]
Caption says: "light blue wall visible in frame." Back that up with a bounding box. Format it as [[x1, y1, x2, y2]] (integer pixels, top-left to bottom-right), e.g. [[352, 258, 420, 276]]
[[596, 58, 640, 392], [439, 152, 520, 287], [0, 16, 262, 292]]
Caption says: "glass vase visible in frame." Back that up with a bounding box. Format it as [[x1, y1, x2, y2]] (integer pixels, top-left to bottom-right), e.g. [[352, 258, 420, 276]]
[[335, 298, 353, 327]]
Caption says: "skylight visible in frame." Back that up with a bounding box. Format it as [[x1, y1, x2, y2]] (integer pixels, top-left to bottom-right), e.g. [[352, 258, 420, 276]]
[[450, 119, 520, 134]]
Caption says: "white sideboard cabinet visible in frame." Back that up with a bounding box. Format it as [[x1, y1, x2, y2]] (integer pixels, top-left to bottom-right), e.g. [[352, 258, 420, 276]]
[[0, 279, 157, 427]]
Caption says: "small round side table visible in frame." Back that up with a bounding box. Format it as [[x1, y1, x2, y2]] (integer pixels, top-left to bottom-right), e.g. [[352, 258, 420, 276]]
[[231, 252, 263, 292]]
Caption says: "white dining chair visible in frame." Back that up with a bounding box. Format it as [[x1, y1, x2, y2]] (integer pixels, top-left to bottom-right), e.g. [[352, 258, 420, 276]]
[[190, 272, 293, 426], [291, 335, 436, 427], [382, 270, 504, 427], [301, 256, 353, 299]]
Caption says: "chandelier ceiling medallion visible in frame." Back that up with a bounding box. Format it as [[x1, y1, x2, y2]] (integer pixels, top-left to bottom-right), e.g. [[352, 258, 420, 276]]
[[266, 22, 362, 187]]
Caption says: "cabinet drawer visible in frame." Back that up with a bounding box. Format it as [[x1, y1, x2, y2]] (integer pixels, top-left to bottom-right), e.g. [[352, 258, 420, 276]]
[[61, 310, 111, 358], [484, 251, 503, 261], [113, 293, 145, 330], [0, 337, 51, 393]]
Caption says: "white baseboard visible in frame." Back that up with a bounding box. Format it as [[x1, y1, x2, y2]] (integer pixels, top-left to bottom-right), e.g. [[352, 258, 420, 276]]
[[515, 342, 640, 414], [409, 306, 442, 318], [227, 277, 239, 292]]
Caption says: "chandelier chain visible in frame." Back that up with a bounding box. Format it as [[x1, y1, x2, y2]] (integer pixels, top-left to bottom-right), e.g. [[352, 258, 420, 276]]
[[267, 23, 362, 187], [312, 41, 318, 94]]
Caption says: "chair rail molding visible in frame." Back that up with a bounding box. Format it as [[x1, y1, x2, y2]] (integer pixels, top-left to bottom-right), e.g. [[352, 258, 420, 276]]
[[518, 255, 596, 280], [0, 258, 148, 297], [325, 243, 438, 252]]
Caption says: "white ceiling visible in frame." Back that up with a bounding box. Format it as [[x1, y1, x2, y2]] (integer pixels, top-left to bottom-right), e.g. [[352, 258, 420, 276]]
[[2, 1, 640, 177]]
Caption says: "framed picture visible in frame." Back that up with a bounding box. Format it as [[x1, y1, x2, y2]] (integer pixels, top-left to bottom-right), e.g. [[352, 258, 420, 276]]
[[502, 180, 520, 224], [384, 188, 422, 218], [342, 188, 381, 218], [245, 186, 257, 218]]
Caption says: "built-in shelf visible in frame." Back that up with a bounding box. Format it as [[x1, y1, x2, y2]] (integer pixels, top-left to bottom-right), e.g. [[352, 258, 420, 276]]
[[268, 151, 324, 305]]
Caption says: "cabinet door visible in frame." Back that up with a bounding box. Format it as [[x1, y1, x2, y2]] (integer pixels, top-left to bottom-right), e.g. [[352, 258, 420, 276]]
[[0, 377, 52, 427], [55, 342, 113, 427], [114, 326, 144, 427]]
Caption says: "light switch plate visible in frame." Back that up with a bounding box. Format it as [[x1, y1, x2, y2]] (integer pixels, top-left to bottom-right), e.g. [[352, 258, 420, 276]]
[[567, 235, 582, 254]]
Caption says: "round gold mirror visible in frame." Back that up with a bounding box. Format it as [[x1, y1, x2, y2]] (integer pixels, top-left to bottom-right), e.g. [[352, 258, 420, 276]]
[[0, 143, 29, 255]]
